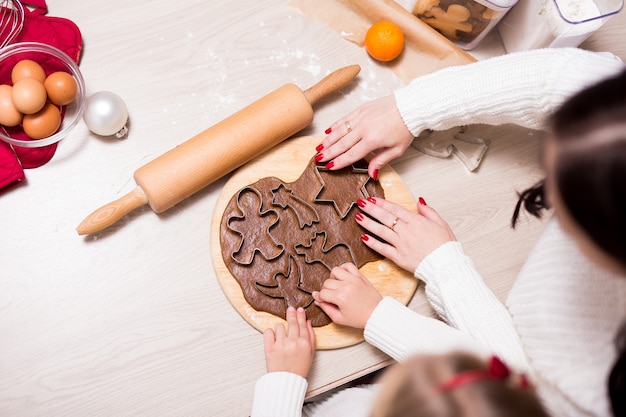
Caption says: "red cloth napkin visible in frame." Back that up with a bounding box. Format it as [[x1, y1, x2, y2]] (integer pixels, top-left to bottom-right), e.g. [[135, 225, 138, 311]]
[[0, 0, 82, 193]]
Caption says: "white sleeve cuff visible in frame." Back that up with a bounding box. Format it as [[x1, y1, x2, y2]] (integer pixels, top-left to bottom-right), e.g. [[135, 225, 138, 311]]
[[251, 372, 308, 417]]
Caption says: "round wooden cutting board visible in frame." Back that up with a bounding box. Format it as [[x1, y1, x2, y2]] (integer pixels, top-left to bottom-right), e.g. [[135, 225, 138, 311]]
[[210, 135, 418, 349]]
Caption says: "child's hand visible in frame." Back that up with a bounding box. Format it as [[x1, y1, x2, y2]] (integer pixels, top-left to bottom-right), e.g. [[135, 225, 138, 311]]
[[312, 263, 383, 329], [263, 306, 315, 378], [355, 197, 456, 274]]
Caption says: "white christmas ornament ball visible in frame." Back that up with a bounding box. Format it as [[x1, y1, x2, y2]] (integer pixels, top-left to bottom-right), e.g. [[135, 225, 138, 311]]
[[83, 91, 129, 138]]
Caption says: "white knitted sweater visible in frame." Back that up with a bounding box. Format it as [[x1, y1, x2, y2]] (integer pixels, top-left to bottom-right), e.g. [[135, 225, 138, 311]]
[[250, 48, 626, 417]]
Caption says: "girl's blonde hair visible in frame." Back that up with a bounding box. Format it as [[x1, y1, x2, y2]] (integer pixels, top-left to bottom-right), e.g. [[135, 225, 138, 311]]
[[370, 352, 548, 417]]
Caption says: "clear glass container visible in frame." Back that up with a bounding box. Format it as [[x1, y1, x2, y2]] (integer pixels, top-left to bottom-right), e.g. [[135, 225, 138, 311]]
[[0, 42, 85, 148], [397, 0, 519, 50], [498, 0, 624, 52]]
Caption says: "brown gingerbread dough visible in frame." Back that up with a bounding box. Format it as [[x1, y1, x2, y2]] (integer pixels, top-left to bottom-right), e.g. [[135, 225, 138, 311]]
[[219, 158, 385, 327]]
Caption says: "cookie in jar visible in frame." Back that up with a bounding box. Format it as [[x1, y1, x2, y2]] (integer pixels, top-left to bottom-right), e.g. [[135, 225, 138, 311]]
[[396, 0, 518, 50]]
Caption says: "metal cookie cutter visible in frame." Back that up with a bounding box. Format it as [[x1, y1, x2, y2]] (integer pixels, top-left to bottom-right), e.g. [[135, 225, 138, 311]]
[[411, 126, 490, 172]]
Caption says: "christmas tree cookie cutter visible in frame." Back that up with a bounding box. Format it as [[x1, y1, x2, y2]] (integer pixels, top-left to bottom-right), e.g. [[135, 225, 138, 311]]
[[411, 126, 490, 172]]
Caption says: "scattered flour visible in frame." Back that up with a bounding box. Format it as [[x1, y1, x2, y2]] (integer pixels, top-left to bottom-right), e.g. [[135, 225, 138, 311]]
[[543, 0, 603, 37]]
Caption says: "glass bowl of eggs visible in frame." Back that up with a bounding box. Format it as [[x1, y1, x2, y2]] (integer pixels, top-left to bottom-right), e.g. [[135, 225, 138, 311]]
[[0, 42, 86, 148]]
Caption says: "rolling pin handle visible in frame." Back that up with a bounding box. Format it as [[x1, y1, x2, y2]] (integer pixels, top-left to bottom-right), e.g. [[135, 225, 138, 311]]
[[303, 64, 361, 106], [77, 186, 149, 235]]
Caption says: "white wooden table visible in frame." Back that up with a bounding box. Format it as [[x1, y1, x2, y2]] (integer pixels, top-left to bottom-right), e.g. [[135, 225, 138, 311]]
[[1, 1, 623, 415]]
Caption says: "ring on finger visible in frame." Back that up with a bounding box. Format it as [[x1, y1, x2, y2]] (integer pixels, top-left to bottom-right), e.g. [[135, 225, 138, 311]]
[[390, 217, 399, 231], [344, 121, 352, 134]]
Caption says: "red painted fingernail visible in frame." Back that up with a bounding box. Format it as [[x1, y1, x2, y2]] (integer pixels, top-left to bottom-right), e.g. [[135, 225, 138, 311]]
[[372, 169, 379, 181], [367, 197, 376, 204], [357, 199, 366, 208], [361, 234, 369, 241], [355, 212, 364, 221], [519, 374, 530, 389], [314, 153, 324, 162], [419, 197, 427, 206], [325, 127, 332, 134], [325, 161, 335, 169], [316, 143, 324, 152]]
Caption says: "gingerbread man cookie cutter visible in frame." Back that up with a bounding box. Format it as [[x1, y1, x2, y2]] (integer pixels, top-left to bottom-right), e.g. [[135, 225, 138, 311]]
[[227, 187, 284, 265]]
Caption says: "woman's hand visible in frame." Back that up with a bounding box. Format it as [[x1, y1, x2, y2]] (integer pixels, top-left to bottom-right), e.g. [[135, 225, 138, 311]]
[[312, 263, 383, 329], [355, 197, 457, 273], [315, 95, 414, 180], [263, 306, 315, 378]]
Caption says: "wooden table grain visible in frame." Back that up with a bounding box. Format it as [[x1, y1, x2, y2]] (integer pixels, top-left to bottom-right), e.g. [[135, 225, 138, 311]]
[[1, 1, 623, 416]]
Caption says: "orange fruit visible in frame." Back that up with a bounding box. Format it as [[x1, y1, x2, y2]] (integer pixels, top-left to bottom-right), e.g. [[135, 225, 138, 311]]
[[364, 21, 405, 62]]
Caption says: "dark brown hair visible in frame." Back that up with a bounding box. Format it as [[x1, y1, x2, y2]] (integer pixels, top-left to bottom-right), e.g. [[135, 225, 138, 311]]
[[512, 69, 626, 416], [513, 69, 626, 268]]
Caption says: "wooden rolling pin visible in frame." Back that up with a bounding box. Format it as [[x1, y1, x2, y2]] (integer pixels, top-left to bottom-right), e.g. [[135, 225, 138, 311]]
[[77, 64, 360, 235]]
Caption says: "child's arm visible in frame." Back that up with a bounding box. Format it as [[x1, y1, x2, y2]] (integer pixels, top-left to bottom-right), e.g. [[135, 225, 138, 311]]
[[250, 307, 315, 417], [312, 264, 494, 366]]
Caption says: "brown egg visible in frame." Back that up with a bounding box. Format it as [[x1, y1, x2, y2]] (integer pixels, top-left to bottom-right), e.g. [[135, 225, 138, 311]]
[[11, 59, 46, 84], [23, 102, 61, 139], [11, 78, 47, 114], [44, 71, 78, 106], [0, 84, 23, 127]]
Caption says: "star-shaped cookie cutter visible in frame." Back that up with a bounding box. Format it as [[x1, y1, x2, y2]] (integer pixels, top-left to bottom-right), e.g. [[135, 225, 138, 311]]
[[313, 161, 372, 219]]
